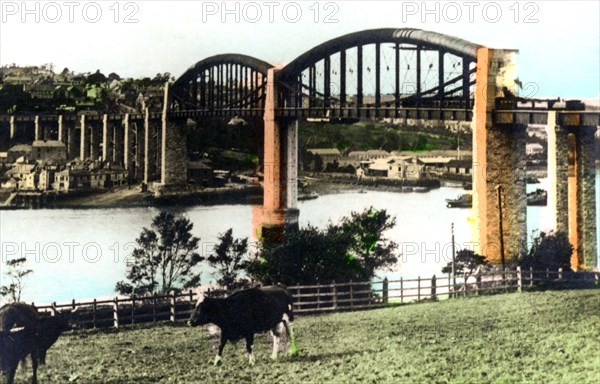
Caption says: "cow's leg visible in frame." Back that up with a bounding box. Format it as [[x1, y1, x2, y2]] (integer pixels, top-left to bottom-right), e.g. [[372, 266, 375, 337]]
[[31, 352, 38, 384], [214, 336, 226, 366], [245, 334, 255, 366], [270, 323, 283, 360], [7, 364, 17, 384], [282, 313, 299, 356]]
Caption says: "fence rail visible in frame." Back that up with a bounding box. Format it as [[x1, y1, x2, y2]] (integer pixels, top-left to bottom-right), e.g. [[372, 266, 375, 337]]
[[29, 268, 599, 329]]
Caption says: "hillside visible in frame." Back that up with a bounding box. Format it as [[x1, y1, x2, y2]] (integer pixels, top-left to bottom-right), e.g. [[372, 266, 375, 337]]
[[14, 289, 600, 383]]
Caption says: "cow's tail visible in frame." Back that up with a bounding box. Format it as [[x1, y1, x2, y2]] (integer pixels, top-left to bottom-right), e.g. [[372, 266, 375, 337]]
[[286, 290, 295, 322]]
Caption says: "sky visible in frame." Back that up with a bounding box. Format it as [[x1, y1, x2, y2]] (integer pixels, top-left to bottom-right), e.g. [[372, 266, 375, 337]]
[[0, 0, 599, 99]]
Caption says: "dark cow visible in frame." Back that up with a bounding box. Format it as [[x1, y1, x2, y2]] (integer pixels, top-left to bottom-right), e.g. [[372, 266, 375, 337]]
[[189, 285, 299, 365], [1, 327, 37, 384], [0, 303, 73, 383], [0, 303, 39, 384]]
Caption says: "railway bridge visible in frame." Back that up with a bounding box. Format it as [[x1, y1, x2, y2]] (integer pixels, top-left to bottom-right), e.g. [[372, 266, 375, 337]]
[[1, 28, 598, 269]]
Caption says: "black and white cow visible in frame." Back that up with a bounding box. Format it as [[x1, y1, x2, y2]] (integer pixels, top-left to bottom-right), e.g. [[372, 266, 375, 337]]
[[188, 285, 299, 365]]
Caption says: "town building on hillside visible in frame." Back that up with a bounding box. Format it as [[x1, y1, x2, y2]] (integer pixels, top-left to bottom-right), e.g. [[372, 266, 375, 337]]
[[445, 159, 472, 176], [417, 157, 454, 176], [366, 149, 390, 160], [307, 148, 341, 165], [31, 141, 67, 163], [348, 151, 369, 161], [6, 163, 38, 190], [7, 144, 32, 163], [366, 156, 424, 180], [52, 168, 91, 192]]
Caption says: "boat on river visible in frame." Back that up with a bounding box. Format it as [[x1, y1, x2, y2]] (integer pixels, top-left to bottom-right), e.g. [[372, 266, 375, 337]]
[[527, 189, 547, 206], [446, 193, 472, 208], [298, 191, 319, 201]]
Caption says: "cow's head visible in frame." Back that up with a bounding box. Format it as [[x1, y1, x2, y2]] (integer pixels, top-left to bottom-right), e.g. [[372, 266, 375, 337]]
[[188, 298, 213, 327]]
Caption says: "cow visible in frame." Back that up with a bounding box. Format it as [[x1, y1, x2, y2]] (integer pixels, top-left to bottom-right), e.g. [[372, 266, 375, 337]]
[[0, 303, 39, 384], [188, 285, 299, 365], [0, 303, 73, 383]]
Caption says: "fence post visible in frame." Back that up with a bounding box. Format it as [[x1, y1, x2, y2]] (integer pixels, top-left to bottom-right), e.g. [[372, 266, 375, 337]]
[[349, 280, 354, 308], [447, 274, 452, 299], [476, 273, 482, 296], [400, 277, 404, 304], [71, 299, 76, 311], [464, 277, 468, 296], [51, 302, 57, 316], [383, 278, 389, 304], [153, 293, 157, 323], [131, 296, 136, 325], [317, 285, 321, 310], [92, 299, 97, 329], [331, 281, 338, 310], [417, 276, 421, 301], [170, 292, 176, 323], [189, 290, 194, 308], [113, 297, 119, 329], [529, 267, 533, 287], [558, 267, 563, 280], [517, 266, 522, 293], [430, 275, 436, 300]]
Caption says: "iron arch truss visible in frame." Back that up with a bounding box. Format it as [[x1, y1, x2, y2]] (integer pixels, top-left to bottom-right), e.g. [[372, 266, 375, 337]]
[[277, 28, 483, 119], [171, 54, 274, 117]]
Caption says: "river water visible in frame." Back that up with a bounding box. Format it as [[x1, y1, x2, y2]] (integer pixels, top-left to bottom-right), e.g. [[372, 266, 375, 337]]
[[0, 177, 596, 305]]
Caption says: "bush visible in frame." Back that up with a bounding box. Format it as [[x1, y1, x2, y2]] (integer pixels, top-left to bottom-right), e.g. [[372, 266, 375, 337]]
[[520, 231, 573, 272]]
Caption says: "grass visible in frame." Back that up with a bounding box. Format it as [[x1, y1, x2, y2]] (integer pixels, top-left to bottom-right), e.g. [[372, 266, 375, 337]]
[[11, 289, 600, 383]]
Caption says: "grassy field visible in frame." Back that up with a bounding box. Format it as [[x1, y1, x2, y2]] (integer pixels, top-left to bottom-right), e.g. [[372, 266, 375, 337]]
[[11, 289, 600, 384]]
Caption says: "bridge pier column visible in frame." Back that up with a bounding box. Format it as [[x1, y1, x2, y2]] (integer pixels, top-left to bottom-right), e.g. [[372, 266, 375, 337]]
[[143, 108, 150, 184], [58, 115, 63, 142], [472, 47, 528, 264], [123, 114, 132, 179], [34, 116, 40, 141], [102, 114, 109, 162], [549, 111, 598, 270], [9, 115, 15, 141], [155, 83, 187, 194], [254, 68, 299, 241], [79, 115, 87, 161], [64, 118, 76, 160]]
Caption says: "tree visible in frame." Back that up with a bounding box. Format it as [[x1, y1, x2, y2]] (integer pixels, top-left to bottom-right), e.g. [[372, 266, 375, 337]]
[[0, 257, 33, 303], [115, 211, 203, 296], [248, 224, 363, 285], [520, 231, 573, 272], [247, 207, 399, 285], [441, 249, 488, 279], [207, 229, 250, 290], [337, 207, 399, 280]]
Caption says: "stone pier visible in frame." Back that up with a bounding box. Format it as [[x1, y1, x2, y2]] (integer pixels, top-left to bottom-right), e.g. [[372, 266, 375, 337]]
[[253, 68, 300, 240], [157, 84, 187, 192], [548, 111, 598, 269], [472, 47, 528, 264]]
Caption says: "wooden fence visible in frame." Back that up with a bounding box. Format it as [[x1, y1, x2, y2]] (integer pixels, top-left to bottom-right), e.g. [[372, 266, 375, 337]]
[[31, 268, 599, 328]]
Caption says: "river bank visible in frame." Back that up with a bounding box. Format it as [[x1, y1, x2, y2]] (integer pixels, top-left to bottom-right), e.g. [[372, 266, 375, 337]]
[[0, 184, 262, 210]]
